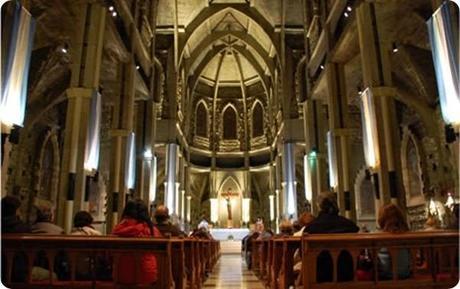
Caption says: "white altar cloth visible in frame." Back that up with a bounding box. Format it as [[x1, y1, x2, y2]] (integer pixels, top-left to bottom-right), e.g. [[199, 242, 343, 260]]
[[210, 228, 250, 241]]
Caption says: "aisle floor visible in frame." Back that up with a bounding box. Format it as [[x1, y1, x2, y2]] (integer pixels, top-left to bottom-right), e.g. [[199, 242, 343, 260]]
[[203, 254, 265, 289]]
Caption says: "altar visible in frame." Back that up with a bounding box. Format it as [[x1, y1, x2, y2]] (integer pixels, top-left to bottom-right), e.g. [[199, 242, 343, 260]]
[[210, 228, 250, 241]]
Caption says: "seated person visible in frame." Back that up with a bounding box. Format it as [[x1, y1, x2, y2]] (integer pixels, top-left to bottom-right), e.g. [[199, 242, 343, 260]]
[[304, 191, 359, 283], [293, 212, 315, 236], [153, 205, 185, 237], [31, 204, 64, 235], [377, 203, 411, 280], [71, 211, 105, 280], [278, 219, 294, 237], [71, 211, 102, 236], [112, 199, 161, 285], [1, 195, 30, 233], [1, 196, 30, 283]]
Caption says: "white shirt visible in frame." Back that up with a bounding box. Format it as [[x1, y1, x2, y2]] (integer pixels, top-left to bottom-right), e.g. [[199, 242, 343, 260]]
[[198, 220, 209, 231]]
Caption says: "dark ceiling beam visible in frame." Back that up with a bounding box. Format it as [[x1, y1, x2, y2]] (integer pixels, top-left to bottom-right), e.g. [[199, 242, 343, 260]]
[[178, 4, 280, 67], [185, 30, 276, 78]]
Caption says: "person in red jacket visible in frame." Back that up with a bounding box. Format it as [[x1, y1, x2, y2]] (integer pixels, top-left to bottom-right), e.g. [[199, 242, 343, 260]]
[[112, 199, 161, 285]]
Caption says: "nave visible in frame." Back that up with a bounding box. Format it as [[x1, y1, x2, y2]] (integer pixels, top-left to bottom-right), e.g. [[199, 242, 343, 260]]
[[203, 254, 265, 289]]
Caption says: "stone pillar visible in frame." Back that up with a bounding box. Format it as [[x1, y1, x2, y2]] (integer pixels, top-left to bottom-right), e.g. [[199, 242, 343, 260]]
[[303, 100, 328, 214], [325, 63, 356, 219], [106, 61, 137, 232], [165, 143, 178, 214], [56, 2, 106, 232], [281, 142, 297, 219], [356, 2, 404, 209]]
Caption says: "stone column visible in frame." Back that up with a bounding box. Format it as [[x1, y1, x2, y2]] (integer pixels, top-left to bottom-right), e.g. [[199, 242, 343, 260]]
[[281, 142, 297, 219], [303, 100, 329, 214], [106, 61, 137, 232], [356, 2, 404, 209], [56, 1, 106, 232], [165, 143, 178, 214], [324, 63, 356, 219]]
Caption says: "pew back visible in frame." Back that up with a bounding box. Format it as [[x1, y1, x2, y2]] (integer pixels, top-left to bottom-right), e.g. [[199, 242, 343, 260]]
[[301, 231, 459, 289], [2, 235, 220, 289]]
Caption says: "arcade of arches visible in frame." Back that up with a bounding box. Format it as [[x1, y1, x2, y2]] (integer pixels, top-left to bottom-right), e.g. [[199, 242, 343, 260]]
[[1, 0, 459, 246]]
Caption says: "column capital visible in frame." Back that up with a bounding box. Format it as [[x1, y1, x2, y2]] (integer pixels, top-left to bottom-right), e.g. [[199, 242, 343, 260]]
[[66, 87, 95, 99], [368, 86, 396, 97], [329, 128, 359, 137], [109, 129, 131, 137]]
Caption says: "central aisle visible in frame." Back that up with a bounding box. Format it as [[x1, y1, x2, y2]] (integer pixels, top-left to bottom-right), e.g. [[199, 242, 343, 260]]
[[203, 254, 265, 289]]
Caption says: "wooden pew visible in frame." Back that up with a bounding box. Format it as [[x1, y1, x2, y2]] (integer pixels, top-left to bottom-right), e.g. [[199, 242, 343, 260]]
[[300, 231, 459, 289], [184, 239, 198, 289], [269, 237, 285, 289], [171, 239, 186, 289], [2, 235, 215, 289], [273, 237, 301, 289]]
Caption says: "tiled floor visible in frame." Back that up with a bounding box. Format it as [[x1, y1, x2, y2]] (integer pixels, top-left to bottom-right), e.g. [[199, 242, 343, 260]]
[[203, 254, 265, 289]]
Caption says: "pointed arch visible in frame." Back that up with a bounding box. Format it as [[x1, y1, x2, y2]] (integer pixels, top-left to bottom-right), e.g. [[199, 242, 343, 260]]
[[218, 175, 243, 196], [251, 100, 264, 138], [222, 103, 238, 140], [195, 100, 209, 137]]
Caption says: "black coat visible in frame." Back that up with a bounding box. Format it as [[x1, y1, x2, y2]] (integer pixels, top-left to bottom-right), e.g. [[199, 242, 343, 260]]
[[304, 212, 359, 283], [1, 216, 31, 233]]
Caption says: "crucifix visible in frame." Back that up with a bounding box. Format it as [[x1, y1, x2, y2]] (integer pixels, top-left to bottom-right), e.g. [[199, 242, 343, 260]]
[[221, 187, 239, 228]]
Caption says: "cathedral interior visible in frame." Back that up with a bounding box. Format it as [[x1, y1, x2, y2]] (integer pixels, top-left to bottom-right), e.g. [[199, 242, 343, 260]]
[[1, 0, 459, 234], [1, 0, 460, 288]]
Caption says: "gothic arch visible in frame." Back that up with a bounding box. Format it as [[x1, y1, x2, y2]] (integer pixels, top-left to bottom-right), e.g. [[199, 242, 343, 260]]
[[251, 100, 264, 138], [195, 100, 209, 137], [35, 130, 60, 203], [401, 126, 425, 207], [218, 175, 243, 197], [221, 103, 238, 140]]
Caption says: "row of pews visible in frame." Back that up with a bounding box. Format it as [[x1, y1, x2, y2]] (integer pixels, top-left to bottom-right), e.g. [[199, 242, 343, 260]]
[[2, 235, 220, 289], [250, 231, 459, 289]]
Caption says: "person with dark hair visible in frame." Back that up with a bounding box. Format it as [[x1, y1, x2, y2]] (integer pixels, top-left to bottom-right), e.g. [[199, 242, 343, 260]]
[[304, 191, 359, 234], [304, 191, 359, 283], [377, 203, 411, 280], [1, 195, 31, 233], [1, 195, 30, 283], [31, 204, 64, 235], [153, 205, 185, 237], [71, 211, 101, 236], [112, 199, 160, 285], [70, 211, 103, 280]]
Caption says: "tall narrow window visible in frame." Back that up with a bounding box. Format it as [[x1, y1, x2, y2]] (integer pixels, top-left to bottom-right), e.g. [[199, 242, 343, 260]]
[[223, 105, 237, 139], [196, 102, 208, 137], [252, 102, 264, 137]]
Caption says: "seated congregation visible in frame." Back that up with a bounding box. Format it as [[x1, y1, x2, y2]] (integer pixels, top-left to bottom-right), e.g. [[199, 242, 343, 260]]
[[243, 192, 459, 289], [1, 195, 219, 288]]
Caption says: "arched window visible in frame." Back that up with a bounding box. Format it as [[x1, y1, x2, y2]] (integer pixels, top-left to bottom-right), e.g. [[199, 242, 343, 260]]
[[252, 101, 264, 137], [223, 105, 237, 139], [195, 102, 208, 137]]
